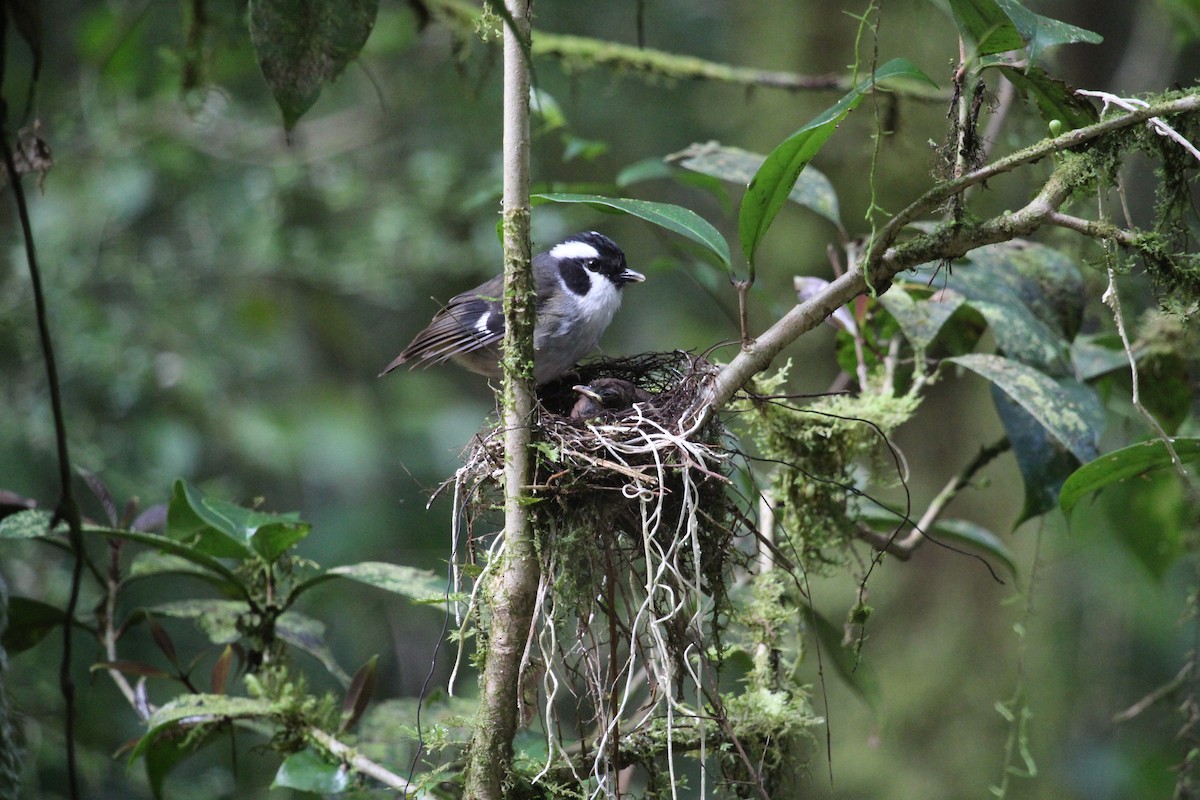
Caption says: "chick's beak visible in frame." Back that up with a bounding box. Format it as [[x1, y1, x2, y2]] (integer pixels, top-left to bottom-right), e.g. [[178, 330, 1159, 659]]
[[572, 385, 603, 403], [620, 268, 646, 284]]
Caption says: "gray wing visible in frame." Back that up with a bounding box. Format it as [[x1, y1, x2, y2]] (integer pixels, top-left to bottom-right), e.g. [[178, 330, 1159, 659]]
[[381, 275, 506, 374]]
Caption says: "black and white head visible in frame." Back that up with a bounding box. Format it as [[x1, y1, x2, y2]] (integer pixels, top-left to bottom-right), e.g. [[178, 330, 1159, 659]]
[[381, 231, 644, 384]]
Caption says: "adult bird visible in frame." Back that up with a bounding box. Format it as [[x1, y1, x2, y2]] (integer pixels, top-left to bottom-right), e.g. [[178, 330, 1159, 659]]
[[381, 232, 644, 384]]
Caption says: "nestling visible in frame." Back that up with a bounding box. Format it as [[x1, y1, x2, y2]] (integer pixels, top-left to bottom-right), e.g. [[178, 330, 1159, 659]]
[[570, 377, 653, 420], [381, 232, 644, 384]]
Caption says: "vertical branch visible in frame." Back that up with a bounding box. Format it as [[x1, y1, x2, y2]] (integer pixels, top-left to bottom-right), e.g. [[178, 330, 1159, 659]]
[[0, 99, 84, 800], [464, 1, 537, 798]]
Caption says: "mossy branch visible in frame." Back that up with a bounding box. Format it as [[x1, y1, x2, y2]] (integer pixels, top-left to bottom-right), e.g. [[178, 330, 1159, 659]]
[[424, 0, 940, 97], [463, 1, 538, 798], [695, 91, 1200, 420]]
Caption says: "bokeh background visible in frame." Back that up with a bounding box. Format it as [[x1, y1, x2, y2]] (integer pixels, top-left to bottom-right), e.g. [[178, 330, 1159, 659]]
[[2, 1, 1198, 797]]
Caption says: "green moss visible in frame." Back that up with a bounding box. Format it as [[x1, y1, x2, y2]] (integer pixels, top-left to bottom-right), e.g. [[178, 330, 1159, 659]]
[[740, 372, 920, 570]]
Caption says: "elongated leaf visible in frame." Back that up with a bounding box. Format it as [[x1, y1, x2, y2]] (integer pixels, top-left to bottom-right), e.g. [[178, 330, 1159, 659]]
[[931, 518, 1019, 578], [3, 596, 67, 654], [0, 509, 54, 539], [1071, 334, 1129, 381], [167, 480, 309, 563], [1060, 438, 1200, 512], [329, 562, 446, 601], [995, 0, 1102, 64], [533, 193, 730, 269], [274, 748, 350, 793], [993, 386, 1080, 524], [805, 604, 880, 711], [87, 525, 248, 597], [340, 655, 379, 733], [996, 65, 1099, 130], [739, 58, 936, 271], [91, 660, 173, 679], [878, 285, 965, 353], [135, 695, 281, 759], [150, 600, 247, 645], [949, 354, 1100, 464], [1098, 469, 1189, 578], [249, 0, 379, 130], [672, 142, 840, 227], [947, 0, 1025, 55], [615, 157, 731, 211], [211, 645, 235, 695], [142, 726, 221, 800], [957, 240, 1085, 340], [277, 611, 351, 686]]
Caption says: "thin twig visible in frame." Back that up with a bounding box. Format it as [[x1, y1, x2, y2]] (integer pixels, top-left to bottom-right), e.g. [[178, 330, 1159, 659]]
[[858, 438, 1011, 558], [1, 98, 85, 800], [308, 727, 416, 794]]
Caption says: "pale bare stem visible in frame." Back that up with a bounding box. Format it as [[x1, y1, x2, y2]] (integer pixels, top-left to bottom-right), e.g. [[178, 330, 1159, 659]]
[[857, 438, 1010, 558], [881, 332, 902, 396], [1078, 89, 1200, 163], [980, 73, 1016, 161], [1102, 269, 1187, 475], [307, 727, 415, 794], [102, 543, 146, 718]]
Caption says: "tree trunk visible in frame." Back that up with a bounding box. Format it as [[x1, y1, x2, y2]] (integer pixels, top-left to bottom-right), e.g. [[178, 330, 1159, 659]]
[[462, 2, 537, 798]]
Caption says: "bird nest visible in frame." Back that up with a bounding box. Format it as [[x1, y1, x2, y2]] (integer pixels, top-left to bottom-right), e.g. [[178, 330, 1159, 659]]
[[447, 352, 754, 789]]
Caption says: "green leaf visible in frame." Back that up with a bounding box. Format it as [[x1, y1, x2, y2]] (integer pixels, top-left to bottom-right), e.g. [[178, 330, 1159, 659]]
[[616, 157, 731, 212], [135, 695, 281, 759], [273, 748, 350, 793], [277, 611, 352, 686], [805, 604, 880, 711], [166, 480, 309, 562], [127, 551, 235, 592], [86, 525, 248, 597], [3, 596, 68, 654], [1098, 468, 1189, 578], [0, 509, 55, 539], [533, 193, 730, 269], [1059, 438, 1200, 513], [950, 355, 1101, 465], [995, 65, 1099, 130], [327, 561, 446, 602], [879, 285, 965, 354], [672, 142, 841, 227], [958, 240, 1086, 338], [739, 58, 935, 271], [249, 0, 379, 131], [1071, 334, 1129, 381], [995, 0, 1102, 64], [946, 0, 1025, 56], [930, 518, 1019, 578], [150, 600, 247, 645], [142, 726, 221, 800], [340, 655, 379, 733]]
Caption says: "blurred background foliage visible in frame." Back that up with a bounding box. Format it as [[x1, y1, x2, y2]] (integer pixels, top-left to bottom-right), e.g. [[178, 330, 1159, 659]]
[[2, 0, 1199, 798]]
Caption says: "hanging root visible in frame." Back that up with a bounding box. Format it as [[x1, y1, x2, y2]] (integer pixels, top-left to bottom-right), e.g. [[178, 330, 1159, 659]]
[[449, 352, 764, 796]]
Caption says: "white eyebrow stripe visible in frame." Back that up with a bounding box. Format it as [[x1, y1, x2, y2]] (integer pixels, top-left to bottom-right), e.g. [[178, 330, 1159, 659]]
[[550, 241, 601, 260]]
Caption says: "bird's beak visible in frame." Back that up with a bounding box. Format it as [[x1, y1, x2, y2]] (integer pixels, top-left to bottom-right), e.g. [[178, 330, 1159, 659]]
[[620, 268, 646, 284], [572, 385, 603, 403]]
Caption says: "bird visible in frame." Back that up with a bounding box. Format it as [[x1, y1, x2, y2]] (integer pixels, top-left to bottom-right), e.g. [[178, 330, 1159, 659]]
[[570, 377, 653, 420], [381, 232, 644, 385]]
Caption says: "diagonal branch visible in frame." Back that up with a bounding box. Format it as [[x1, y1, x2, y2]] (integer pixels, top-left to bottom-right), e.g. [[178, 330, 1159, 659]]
[[692, 92, 1200, 421]]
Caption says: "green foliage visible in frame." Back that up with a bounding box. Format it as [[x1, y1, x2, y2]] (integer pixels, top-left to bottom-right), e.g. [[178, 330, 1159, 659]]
[[739, 58, 936, 274], [249, 0, 379, 130], [532, 193, 731, 268], [3, 0, 1199, 797]]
